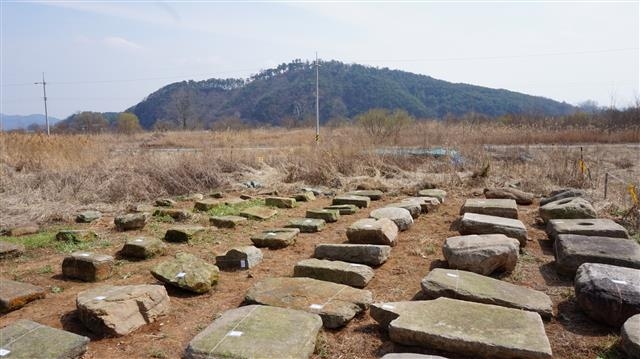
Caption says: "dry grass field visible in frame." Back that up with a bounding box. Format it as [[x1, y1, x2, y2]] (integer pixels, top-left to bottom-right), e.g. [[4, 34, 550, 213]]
[[0, 121, 639, 358]]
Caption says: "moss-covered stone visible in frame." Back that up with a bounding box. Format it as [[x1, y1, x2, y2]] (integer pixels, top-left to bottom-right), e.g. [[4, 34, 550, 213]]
[[0, 319, 89, 358], [151, 252, 219, 294]]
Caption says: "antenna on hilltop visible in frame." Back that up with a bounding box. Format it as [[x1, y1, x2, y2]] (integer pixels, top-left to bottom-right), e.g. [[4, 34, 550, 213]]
[[34, 72, 50, 136], [315, 52, 320, 144]]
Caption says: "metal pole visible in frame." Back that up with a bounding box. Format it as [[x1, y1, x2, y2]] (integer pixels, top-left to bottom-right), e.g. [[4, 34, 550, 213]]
[[604, 172, 609, 199], [315, 52, 319, 144], [35, 72, 50, 135]]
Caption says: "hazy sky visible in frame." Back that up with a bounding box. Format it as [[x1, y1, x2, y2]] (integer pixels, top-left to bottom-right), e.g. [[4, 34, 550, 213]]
[[1, 1, 638, 119]]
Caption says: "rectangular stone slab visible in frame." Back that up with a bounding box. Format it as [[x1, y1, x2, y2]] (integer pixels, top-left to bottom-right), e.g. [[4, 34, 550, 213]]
[[250, 228, 299, 249], [0, 280, 46, 313], [546, 219, 629, 241], [554, 234, 640, 276], [332, 195, 370, 208], [209, 215, 247, 228], [266, 197, 296, 208], [325, 204, 358, 215], [62, 252, 114, 282], [285, 218, 325, 233], [459, 213, 528, 246], [420, 268, 553, 319], [240, 207, 278, 220], [0, 319, 89, 359], [184, 305, 322, 359], [294, 258, 374, 288], [314, 243, 391, 266], [0, 241, 24, 259], [245, 277, 372, 328], [374, 298, 552, 359], [460, 198, 518, 219], [306, 209, 340, 222]]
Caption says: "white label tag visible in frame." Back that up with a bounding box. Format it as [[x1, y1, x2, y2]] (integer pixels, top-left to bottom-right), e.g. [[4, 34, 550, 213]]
[[134, 239, 144, 242], [446, 273, 459, 278], [612, 279, 627, 285], [0, 349, 11, 356], [350, 263, 363, 267], [309, 304, 323, 310], [79, 253, 90, 257], [240, 260, 246, 268], [305, 219, 313, 223], [94, 296, 107, 301], [227, 331, 243, 337], [363, 224, 373, 228], [382, 304, 395, 310], [176, 272, 186, 278], [266, 232, 276, 236], [555, 221, 564, 223]]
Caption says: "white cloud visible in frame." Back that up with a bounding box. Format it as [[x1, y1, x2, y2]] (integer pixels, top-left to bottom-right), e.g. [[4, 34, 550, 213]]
[[104, 36, 142, 51]]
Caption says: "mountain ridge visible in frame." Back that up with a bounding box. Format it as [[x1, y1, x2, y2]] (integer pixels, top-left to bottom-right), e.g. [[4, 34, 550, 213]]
[[126, 59, 576, 128]]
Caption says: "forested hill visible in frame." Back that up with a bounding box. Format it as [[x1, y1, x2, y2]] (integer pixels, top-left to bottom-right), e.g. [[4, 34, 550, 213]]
[[129, 60, 576, 129]]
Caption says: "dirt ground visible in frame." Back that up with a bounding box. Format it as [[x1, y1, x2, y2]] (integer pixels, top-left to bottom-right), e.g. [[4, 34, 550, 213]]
[[0, 190, 626, 359]]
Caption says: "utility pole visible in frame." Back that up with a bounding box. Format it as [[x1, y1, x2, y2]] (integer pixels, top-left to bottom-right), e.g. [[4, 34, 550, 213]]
[[34, 72, 50, 135], [315, 52, 320, 144]]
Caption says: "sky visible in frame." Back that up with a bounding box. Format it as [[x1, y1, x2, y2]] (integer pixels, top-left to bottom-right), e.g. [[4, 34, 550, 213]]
[[1, 1, 638, 119]]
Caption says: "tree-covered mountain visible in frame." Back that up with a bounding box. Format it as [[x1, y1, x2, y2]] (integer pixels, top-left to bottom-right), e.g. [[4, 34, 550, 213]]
[[128, 60, 576, 129]]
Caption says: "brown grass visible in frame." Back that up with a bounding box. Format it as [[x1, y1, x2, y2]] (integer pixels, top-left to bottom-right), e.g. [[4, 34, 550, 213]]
[[0, 122, 638, 228]]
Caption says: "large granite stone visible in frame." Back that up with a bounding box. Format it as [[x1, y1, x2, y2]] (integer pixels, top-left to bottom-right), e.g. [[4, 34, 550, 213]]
[[75, 210, 101, 223], [421, 268, 553, 319], [332, 195, 370, 208], [403, 197, 440, 213], [621, 314, 640, 359], [344, 190, 384, 200], [294, 191, 316, 202], [62, 252, 114, 282], [8, 225, 39, 237], [209, 215, 247, 228], [540, 188, 587, 206], [55, 230, 97, 243], [120, 237, 166, 259], [76, 284, 170, 336], [460, 198, 518, 219], [250, 228, 299, 249], [347, 218, 398, 246], [215, 246, 263, 270], [0, 241, 24, 259], [314, 243, 391, 266], [184, 305, 322, 359], [285, 218, 325, 233], [484, 187, 534, 205], [324, 204, 358, 215], [306, 209, 340, 223], [459, 213, 528, 246], [554, 234, 640, 276], [193, 199, 220, 212], [0, 319, 89, 359], [245, 277, 372, 328], [266, 196, 296, 208], [371, 298, 552, 359], [539, 197, 596, 222], [164, 226, 205, 243], [443, 234, 520, 275], [0, 280, 46, 313], [546, 218, 629, 241], [151, 252, 220, 294], [294, 258, 374, 288], [153, 208, 191, 221], [114, 212, 148, 231], [417, 189, 446, 203], [385, 201, 421, 219], [370, 207, 413, 231], [240, 206, 278, 220], [575, 263, 640, 327]]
